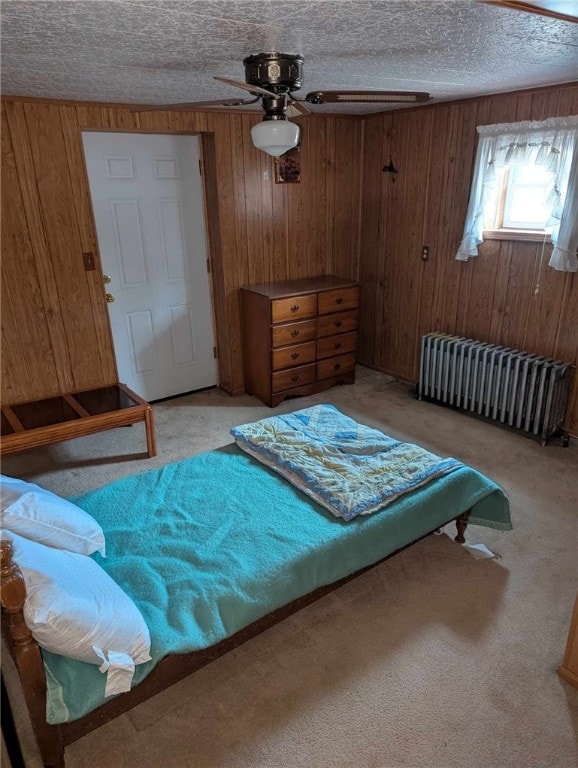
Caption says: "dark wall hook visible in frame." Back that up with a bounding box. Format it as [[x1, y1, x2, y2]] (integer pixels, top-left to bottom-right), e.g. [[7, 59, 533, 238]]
[[382, 160, 397, 174]]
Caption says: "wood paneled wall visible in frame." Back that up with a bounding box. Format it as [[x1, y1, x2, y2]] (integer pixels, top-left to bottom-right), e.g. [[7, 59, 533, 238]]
[[2, 84, 577, 434], [1, 99, 363, 403], [358, 83, 578, 434]]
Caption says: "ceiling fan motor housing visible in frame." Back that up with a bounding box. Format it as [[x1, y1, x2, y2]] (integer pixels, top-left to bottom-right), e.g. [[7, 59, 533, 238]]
[[243, 52, 304, 94]]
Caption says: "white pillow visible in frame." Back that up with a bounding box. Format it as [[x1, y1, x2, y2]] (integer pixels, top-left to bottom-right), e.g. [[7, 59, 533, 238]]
[[1, 530, 151, 697], [0, 475, 105, 556]]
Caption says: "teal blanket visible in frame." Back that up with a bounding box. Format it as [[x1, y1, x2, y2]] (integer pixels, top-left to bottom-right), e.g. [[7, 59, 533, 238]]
[[231, 404, 463, 519], [44, 444, 511, 724]]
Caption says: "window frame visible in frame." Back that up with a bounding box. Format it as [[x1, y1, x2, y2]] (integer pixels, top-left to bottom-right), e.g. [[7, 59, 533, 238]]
[[483, 164, 552, 244], [456, 115, 578, 269]]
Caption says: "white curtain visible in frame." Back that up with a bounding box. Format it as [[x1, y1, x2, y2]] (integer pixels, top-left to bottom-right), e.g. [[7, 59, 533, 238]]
[[456, 115, 578, 272], [549, 142, 578, 272]]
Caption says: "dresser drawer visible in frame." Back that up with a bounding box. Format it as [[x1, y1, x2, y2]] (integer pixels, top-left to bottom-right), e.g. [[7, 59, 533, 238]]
[[272, 363, 316, 393], [272, 341, 317, 371], [317, 331, 357, 360], [271, 319, 317, 348], [317, 352, 356, 380], [271, 294, 317, 324], [318, 286, 359, 316], [317, 310, 358, 338]]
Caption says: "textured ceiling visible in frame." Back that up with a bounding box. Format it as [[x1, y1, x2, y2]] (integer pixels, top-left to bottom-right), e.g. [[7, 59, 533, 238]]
[[1, 0, 577, 114]]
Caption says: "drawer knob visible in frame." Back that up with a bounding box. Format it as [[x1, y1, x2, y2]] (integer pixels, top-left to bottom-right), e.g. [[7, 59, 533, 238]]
[[334, 362, 342, 370], [335, 297, 344, 304], [291, 352, 300, 360], [335, 342, 342, 349], [290, 304, 299, 312], [334, 320, 342, 328], [291, 330, 300, 337], [291, 374, 299, 382]]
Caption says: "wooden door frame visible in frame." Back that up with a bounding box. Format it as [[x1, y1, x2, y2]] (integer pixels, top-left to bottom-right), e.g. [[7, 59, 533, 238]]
[[78, 126, 227, 395]]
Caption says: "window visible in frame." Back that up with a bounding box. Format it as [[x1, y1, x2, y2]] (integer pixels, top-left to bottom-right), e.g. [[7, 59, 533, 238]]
[[502, 165, 552, 230], [456, 115, 578, 272], [484, 163, 556, 239]]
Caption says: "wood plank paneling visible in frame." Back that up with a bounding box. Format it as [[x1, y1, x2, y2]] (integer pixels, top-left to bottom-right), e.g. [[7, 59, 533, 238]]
[[378, 113, 404, 375], [498, 241, 537, 349], [286, 123, 308, 278], [359, 82, 578, 434], [60, 106, 117, 385], [523, 258, 569, 356], [430, 103, 464, 338], [332, 120, 358, 279], [395, 108, 432, 379], [1, 105, 58, 402], [207, 112, 237, 393], [3, 101, 75, 394], [417, 105, 449, 354], [358, 115, 386, 367], [1, 97, 363, 404], [22, 102, 102, 393], [440, 102, 480, 338], [2, 83, 576, 433], [465, 240, 501, 343]]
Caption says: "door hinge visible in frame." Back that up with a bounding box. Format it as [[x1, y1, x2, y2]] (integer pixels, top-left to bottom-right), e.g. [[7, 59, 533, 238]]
[[198, 159, 203, 176], [206, 258, 211, 274], [213, 346, 218, 359]]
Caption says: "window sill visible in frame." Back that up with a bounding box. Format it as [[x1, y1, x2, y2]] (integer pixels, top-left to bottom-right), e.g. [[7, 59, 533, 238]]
[[483, 229, 552, 244]]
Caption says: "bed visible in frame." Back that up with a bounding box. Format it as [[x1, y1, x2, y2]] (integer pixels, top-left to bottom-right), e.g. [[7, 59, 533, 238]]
[[1, 405, 511, 768]]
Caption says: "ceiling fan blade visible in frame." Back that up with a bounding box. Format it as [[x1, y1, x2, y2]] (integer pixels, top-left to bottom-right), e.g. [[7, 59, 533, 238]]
[[305, 90, 432, 105], [130, 98, 254, 112], [213, 75, 277, 98], [287, 100, 312, 117], [480, 0, 578, 22]]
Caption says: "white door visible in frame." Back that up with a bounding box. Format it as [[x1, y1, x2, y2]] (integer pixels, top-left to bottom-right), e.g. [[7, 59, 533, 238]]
[[82, 131, 217, 401]]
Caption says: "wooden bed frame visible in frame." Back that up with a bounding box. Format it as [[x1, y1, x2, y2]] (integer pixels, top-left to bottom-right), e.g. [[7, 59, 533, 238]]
[[1, 511, 470, 768]]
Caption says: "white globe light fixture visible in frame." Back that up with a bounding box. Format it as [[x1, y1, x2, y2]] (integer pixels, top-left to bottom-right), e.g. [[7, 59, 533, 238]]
[[251, 118, 300, 157]]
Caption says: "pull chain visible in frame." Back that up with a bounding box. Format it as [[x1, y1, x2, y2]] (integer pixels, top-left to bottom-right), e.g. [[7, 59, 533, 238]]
[[534, 232, 548, 295]]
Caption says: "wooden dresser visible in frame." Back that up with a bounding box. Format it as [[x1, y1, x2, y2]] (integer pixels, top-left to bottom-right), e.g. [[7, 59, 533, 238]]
[[240, 275, 359, 407]]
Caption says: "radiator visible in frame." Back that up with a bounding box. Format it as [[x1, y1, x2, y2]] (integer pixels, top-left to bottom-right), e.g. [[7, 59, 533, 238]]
[[418, 333, 573, 445]]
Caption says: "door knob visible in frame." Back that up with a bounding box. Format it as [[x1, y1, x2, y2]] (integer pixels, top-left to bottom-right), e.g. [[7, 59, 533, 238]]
[[103, 275, 111, 284], [105, 293, 115, 303]]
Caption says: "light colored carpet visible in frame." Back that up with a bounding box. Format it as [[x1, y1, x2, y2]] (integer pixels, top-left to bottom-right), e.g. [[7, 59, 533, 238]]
[[3, 367, 577, 768]]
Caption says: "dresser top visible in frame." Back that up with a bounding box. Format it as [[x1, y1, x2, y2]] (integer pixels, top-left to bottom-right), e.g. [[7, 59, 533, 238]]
[[241, 275, 358, 300]]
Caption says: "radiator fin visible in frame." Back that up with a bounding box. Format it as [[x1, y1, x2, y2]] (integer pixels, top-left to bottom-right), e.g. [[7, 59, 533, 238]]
[[418, 333, 572, 444]]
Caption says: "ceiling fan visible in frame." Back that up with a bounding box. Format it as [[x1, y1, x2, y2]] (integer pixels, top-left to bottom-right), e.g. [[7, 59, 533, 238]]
[[133, 52, 432, 156]]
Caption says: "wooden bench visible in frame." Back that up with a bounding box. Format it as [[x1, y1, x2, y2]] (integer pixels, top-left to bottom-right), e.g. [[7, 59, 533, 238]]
[[0, 383, 156, 458]]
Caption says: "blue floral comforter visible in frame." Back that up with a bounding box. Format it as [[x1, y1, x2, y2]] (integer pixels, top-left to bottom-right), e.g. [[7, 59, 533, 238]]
[[231, 404, 463, 521]]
